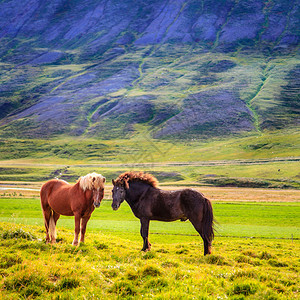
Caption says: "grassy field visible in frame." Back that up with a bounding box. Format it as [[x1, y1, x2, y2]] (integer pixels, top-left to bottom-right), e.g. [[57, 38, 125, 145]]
[[0, 128, 299, 189], [0, 128, 299, 298], [1, 129, 300, 163], [0, 197, 299, 240], [0, 186, 299, 299], [1, 181, 299, 299]]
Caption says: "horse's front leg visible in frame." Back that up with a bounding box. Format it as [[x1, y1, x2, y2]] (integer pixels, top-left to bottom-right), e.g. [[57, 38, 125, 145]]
[[80, 215, 91, 244], [73, 214, 81, 246], [140, 218, 151, 251]]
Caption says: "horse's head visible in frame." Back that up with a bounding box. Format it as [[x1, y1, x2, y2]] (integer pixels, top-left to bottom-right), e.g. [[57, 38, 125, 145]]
[[92, 187, 104, 208], [92, 174, 106, 208], [79, 173, 106, 208], [111, 178, 128, 210]]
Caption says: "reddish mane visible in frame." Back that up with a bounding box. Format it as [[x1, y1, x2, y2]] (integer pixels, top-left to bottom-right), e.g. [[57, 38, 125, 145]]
[[115, 171, 158, 188]]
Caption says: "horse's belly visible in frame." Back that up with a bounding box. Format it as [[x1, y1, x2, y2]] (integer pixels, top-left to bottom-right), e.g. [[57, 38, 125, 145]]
[[151, 203, 185, 221], [152, 216, 185, 222], [48, 197, 74, 216]]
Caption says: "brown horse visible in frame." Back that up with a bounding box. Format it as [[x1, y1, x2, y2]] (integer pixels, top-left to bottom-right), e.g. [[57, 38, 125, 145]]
[[112, 172, 214, 255], [40, 172, 106, 245]]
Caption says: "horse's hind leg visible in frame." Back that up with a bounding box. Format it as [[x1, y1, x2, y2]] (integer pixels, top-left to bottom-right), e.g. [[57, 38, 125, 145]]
[[189, 213, 211, 256], [42, 206, 51, 243], [49, 211, 60, 244], [201, 236, 211, 256]]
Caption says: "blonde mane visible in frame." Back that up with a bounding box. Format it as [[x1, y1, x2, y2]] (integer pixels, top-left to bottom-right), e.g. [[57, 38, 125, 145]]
[[115, 171, 158, 188], [78, 172, 106, 191]]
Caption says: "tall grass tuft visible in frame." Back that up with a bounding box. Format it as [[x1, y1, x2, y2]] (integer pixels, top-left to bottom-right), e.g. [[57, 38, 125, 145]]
[[109, 280, 137, 297], [231, 280, 259, 296], [2, 228, 36, 240]]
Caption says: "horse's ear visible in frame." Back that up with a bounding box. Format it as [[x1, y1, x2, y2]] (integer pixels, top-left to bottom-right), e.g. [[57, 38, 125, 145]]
[[112, 179, 115, 185], [103, 177, 106, 183]]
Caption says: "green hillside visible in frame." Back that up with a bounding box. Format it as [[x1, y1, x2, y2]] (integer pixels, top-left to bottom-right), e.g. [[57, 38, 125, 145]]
[[0, 0, 299, 139]]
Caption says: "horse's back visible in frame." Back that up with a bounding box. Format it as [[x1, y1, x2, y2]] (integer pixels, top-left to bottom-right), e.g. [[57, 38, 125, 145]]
[[40, 179, 75, 215], [177, 188, 210, 212], [40, 179, 69, 202], [180, 188, 205, 200]]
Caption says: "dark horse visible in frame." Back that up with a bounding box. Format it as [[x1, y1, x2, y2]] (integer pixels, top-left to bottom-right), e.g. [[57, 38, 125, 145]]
[[112, 172, 214, 255], [40, 172, 106, 245]]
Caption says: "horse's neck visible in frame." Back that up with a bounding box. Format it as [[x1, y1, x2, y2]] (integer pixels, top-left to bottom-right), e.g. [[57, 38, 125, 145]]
[[125, 182, 152, 205], [73, 182, 92, 200]]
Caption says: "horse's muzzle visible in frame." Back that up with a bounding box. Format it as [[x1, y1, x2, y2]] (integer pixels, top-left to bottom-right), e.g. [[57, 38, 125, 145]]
[[112, 203, 119, 211], [94, 202, 101, 208]]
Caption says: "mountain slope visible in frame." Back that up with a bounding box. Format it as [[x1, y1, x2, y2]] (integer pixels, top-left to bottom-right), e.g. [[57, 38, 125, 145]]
[[0, 0, 299, 139]]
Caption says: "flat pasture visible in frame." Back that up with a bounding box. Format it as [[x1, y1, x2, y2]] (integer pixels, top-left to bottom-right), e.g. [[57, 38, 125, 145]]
[[0, 221, 299, 299], [0, 196, 299, 241], [0, 185, 299, 299]]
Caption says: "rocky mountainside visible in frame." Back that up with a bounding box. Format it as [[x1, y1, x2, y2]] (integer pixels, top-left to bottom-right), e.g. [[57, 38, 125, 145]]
[[0, 0, 299, 139]]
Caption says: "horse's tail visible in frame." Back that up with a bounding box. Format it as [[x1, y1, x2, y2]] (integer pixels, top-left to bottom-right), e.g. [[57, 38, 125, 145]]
[[40, 182, 56, 242], [202, 197, 214, 244]]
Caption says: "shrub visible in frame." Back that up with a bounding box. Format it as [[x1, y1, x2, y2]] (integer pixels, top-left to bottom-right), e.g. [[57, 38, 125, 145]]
[[57, 277, 80, 290], [3, 271, 52, 296], [142, 251, 156, 259], [110, 281, 137, 296], [94, 242, 108, 250], [102, 268, 119, 278], [148, 278, 168, 289], [203, 177, 271, 188], [235, 255, 251, 264], [0, 254, 22, 269], [161, 260, 179, 268], [142, 265, 162, 277], [231, 281, 259, 296], [2, 229, 36, 240], [242, 250, 257, 258], [205, 254, 229, 265], [268, 259, 288, 267], [126, 270, 139, 281], [22, 286, 44, 297], [156, 248, 169, 253], [229, 270, 257, 281], [259, 251, 273, 260], [230, 296, 245, 300], [176, 248, 189, 254]]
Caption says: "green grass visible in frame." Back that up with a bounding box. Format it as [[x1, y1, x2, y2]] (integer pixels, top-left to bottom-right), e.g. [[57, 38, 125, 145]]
[[1, 198, 299, 240], [0, 159, 299, 189], [1, 128, 299, 163], [0, 127, 299, 188], [0, 221, 299, 299], [0, 192, 299, 299]]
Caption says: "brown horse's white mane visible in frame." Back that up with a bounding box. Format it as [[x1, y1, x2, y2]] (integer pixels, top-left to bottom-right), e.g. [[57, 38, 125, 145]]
[[115, 171, 158, 188], [78, 172, 106, 191]]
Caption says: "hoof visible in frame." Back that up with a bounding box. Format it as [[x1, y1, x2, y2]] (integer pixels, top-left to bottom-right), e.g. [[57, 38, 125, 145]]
[[141, 247, 151, 252]]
